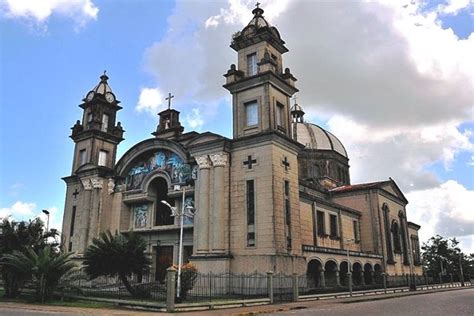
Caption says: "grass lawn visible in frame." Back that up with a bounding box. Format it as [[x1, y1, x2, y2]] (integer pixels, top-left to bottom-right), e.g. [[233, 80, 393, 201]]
[[0, 287, 116, 309]]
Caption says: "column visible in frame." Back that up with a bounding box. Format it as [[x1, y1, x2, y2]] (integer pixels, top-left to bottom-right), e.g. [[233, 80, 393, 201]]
[[195, 155, 211, 253], [320, 269, 326, 288], [209, 153, 228, 253], [335, 270, 341, 287]]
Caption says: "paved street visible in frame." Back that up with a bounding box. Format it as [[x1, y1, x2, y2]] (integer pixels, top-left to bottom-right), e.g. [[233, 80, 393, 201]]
[[0, 288, 472, 315], [274, 288, 474, 316]]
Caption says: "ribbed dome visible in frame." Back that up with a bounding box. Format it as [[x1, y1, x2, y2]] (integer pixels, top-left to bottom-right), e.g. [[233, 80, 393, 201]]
[[91, 72, 113, 95], [293, 122, 348, 158]]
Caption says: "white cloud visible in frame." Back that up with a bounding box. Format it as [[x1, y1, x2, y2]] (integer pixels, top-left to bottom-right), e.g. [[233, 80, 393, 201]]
[[0, 201, 62, 233], [0, 201, 36, 218], [184, 108, 204, 130], [136, 87, 164, 115], [437, 0, 472, 15], [407, 180, 474, 252], [1, 0, 98, 28]]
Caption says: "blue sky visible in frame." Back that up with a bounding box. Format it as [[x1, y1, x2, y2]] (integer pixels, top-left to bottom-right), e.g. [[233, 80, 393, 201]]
[[0, 0, 473, 251]]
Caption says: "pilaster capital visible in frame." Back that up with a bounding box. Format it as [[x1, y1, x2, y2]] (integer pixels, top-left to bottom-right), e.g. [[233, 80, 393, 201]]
[[195, 155, 211, 169], [107, 178, 115, 194], [90, 177, 103, 189], [80, 177, 92, 190], [209, 152, 228, 167]]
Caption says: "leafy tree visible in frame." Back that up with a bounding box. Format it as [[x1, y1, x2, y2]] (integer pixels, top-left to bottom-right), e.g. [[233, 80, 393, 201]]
[[0, 218, 58, 298], [2, 247, 75, 302], [83, 231, 151, 298], [422, 235, 472, 281]]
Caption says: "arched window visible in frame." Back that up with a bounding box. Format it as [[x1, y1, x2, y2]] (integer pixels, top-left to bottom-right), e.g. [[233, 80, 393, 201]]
[[391, 220, 402, 253], [382, 204, 394, 263]]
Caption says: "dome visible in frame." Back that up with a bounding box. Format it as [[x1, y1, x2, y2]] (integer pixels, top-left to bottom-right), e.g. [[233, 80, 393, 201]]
[[293, 121, 348, 158], [91, 72, 113, 95]]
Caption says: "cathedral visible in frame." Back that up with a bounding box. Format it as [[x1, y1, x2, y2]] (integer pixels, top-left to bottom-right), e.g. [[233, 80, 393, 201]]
[[61, 6, 423, 285]]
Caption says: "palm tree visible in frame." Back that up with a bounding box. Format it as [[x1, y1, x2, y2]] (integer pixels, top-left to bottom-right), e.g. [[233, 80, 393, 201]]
[[2, 247, 76, 302], [0, 218, 59, 298], [83, 231, 150, 298]]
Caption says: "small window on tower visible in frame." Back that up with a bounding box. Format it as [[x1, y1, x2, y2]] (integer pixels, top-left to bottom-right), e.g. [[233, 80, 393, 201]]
[[330, 214, 338, 237], [79, 149, 87, 165], [98, 150, 108, 167], [276, 102, 284, 127], [245, 101, 258, 126], [101, 114, 109, 132], [247, 53, 257, 76]]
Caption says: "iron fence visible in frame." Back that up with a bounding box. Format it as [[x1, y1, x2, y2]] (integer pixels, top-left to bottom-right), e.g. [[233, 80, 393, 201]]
[[184, 272, 268, 302]]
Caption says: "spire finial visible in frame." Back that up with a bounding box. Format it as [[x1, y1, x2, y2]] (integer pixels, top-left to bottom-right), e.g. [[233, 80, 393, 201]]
[[252, 2, 264, 16], [292, 95, 298, 105], [100, 70, 109, 82]]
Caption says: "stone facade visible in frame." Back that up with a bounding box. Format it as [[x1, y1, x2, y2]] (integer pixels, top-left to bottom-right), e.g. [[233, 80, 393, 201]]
[[61, 6, 422, 281]]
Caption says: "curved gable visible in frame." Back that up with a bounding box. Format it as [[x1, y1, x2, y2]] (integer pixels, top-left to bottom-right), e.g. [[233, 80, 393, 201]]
[[115, 138, 196, 191]]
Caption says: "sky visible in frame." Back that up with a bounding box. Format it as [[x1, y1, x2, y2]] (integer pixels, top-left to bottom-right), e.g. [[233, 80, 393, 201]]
[[0, 0, 473, 252]]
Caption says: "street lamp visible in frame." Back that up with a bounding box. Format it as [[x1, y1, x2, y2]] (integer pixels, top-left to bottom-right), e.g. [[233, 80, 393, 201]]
[[345, 238, 355, 297], [409, 249, 417, 291], [42, 209, 50, 231], [459, 252, 465, 287], [161, 185, 196, 299]]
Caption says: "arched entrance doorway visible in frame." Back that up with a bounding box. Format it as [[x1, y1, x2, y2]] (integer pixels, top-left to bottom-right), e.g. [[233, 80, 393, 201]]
[[307, 260, 323, 288], [340, 261, 349, 286], [352, 262, 363, 285], [324, 260, 338, 287], [148, 177, 174, 226], [364, 263, 373, 285]]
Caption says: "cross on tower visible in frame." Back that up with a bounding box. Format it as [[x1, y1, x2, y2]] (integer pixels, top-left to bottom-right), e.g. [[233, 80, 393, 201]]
[[282, 157, 290, 171], [292, 95, 298, 104], [165, 93, 174, 110], [256, 2, 260, 9], [72, 189, 80, 199], [243, 155, 257, 169]]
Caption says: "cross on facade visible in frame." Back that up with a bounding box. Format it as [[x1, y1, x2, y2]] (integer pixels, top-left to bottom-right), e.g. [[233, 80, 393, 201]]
[[243, 155, 257, 169], [72, 189, 80, 199], [282, 157, 290, 171], [165, 93, 174, 110]]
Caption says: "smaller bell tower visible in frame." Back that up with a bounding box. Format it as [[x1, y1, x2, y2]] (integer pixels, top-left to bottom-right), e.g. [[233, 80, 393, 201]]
[[62, 72, 124, 255], [223, 5, 298, 139], [152, 93, 184, 139]]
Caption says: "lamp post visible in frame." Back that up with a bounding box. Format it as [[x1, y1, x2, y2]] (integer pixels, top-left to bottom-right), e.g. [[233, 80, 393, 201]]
[[42, 209, 50, 232], [459, 252, 465, 287], [346, 238, 355, 296], [162, 185, 196, 299], [409, 249, 417, 291]]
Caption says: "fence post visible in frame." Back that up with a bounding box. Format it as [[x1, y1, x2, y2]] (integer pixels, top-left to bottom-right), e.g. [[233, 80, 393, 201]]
[[267, 271, 274, 304], [382, 273, 387, 294], [166, 267, 177, 313], [292, 273, 299, 302]]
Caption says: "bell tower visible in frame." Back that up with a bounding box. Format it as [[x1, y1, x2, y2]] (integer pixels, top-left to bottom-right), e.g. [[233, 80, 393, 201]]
[[223, 5, 298, 139], [70, 72, 124, 172], [62, 72, 124, 256]]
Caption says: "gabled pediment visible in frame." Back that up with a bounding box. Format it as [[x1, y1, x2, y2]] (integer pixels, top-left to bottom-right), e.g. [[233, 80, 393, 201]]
[[380, 178, 408, 204]]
